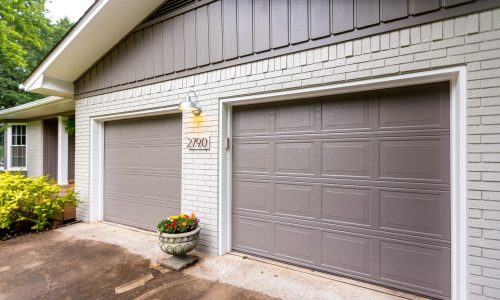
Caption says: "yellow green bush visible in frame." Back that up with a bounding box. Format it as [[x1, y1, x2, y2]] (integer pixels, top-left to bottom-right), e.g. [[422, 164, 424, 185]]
[[0, 172, 78, 233]]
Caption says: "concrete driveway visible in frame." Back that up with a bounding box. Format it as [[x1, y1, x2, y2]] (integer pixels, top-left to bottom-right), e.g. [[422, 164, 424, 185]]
[[0, 222, 427, 300]]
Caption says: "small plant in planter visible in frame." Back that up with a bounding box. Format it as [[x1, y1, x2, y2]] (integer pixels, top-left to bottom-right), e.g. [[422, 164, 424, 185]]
[[157, 213, 200, 270]]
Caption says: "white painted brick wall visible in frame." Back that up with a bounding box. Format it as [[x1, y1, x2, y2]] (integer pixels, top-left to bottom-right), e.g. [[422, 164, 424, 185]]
[[75, 9, 500, 298], [27, 120, 42, 177]]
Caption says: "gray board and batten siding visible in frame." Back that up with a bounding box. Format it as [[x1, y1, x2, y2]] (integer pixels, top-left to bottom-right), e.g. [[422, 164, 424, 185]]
[[231, 82, 451, 299], [74, 0, 500, 97]]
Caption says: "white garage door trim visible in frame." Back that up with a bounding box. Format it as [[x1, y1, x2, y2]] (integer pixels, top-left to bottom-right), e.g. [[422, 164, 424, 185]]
[[89, 105, 181, 223], [219, 66, 467, 300]]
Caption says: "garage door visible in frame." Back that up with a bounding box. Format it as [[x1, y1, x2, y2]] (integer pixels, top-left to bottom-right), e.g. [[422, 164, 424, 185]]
[[104, 114, 181, 231], [232, 83, 451, 299]]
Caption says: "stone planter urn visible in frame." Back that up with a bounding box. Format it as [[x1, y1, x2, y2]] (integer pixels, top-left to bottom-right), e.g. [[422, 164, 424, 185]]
[[158, 226, 200, 270]]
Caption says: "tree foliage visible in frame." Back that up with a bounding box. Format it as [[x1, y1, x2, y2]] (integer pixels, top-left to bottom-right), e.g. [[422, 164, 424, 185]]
[[0, 0, 73, 109]]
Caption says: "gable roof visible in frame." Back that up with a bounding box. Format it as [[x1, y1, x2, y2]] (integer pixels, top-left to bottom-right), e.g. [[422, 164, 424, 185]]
[[20, 0, 164, 98]]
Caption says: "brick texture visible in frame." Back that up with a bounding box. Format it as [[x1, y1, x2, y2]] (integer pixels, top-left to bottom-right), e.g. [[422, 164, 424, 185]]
[[75, 9, 500, 298]]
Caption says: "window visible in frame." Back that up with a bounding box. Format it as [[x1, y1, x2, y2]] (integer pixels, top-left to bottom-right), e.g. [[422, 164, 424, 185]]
[[10, 125, 26, 168]]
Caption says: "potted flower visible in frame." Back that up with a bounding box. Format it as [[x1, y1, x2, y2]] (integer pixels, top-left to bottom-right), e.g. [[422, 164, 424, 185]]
[[157, 213, 200, 270]]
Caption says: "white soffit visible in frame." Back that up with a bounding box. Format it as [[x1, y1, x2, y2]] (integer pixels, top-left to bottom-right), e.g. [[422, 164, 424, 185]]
[[22, 0, 164, 97], [0, 97, 75, 120]]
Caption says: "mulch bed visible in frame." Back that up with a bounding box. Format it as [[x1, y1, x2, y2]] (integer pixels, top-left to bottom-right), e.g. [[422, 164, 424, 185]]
[[0, 219, 79, 241]]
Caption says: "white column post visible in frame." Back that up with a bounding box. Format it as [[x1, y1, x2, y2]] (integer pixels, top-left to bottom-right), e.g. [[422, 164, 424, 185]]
[[57, 116, 69, 185]]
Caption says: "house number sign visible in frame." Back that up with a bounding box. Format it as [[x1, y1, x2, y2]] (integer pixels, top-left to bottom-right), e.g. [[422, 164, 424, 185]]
[[186, 135, 211, 150]]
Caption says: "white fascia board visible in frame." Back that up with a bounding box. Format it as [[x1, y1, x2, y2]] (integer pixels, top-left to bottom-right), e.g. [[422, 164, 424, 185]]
[[21, 0, 164, 97], [22, 0, 109, 94]]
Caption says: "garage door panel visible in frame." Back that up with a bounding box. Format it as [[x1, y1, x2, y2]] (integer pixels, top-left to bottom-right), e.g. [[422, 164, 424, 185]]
[[276, 101, 319, 132], [380, 190, 450, 239], [276, 142, 316, 175], [233, 105, 273, 136], [322, 187, 371, 226], [232, 217, 274, 254], [379, 83, 449, 130], [322, 141, 371, 177], [233, 179, 273, 212], [232, 83, 451, 299], [380, 241, 450, 296], [142, 144, 181, 170], [322, 95, 372, 131], [380, 138, 448, 182], [104, 114, 181, 231], [233, 142, 272, 173], [275, 224, 319, 264], [275, 183, 321, 219], [321, 231, 373, 277]]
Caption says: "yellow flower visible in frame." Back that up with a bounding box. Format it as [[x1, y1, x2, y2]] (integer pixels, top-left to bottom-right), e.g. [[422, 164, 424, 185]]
[[170, 215, 178, 220], [182, 221, 187, 226], [180, 213, 186, 218]]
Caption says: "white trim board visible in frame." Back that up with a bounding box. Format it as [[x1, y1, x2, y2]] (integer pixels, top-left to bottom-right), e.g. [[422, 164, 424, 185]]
[[89, 105, 180, 222], [218, 67, 467, 300]]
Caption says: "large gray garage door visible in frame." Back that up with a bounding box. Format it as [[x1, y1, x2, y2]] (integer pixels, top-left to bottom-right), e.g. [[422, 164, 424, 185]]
[[104, 114, 182, 231], [232, 83, 451, 299]]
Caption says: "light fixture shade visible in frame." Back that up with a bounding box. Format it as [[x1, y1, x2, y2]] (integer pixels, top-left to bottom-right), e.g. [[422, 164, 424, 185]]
[[178, 95, 202, 115]]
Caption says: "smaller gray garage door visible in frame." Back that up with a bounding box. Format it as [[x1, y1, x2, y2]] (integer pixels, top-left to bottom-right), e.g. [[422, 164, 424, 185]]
[[104, 114, 182, 231]]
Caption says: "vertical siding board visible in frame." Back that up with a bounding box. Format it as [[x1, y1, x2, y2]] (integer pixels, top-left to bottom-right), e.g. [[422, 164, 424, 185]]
[[173, 15, 185, 71], [310, 0, 330, 39], [223, 0, 238, 60], [237, 0, 253, 56], [84, 71, 91, 93], [271, 0, 289, 48], [126, 35, 135, 83], [290, 0, 309, 44], [97, 61, 104, 90], [153, 23, 164, 76], [356, 0, 380, 28], [134, 31, 145, 81], [111, 48, 120, 86], [184, 10, 197, 69], [208, 1, 223, 63], [381, 0, 408, 22], [254, 0, 270, 52], [410, 0, 441, 15], [118, 41, 128, 84], [332, 0, 354, 34], [196, 6, 210, 66], [78, 78, 84, 94], [103, 55, 112, 87], [90, 66, 97, 91], [163, 19, 174, 74], [143, 27, 154, 78]]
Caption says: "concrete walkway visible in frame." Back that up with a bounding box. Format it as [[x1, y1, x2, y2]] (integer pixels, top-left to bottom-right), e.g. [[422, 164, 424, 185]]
[[57, 222, 428, 300]]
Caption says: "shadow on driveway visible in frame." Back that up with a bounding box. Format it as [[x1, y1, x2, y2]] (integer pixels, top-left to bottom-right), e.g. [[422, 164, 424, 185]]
[[0, 230, 276, 300]]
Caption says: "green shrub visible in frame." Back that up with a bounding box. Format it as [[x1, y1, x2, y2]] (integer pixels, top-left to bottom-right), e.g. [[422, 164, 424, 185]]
[[0, 172, 78, 233]]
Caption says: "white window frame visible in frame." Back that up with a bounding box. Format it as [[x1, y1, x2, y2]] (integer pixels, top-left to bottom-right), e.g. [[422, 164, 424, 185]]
[[219, 66, 467, 300], [5, 123, 28, 171]]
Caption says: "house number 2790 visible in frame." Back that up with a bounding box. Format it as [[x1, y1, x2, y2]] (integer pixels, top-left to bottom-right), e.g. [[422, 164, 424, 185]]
[[186, 137, 211, 150]]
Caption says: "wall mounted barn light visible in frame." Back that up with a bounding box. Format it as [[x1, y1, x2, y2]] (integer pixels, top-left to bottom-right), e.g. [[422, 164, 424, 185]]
[[178, 91, 202, 116]]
